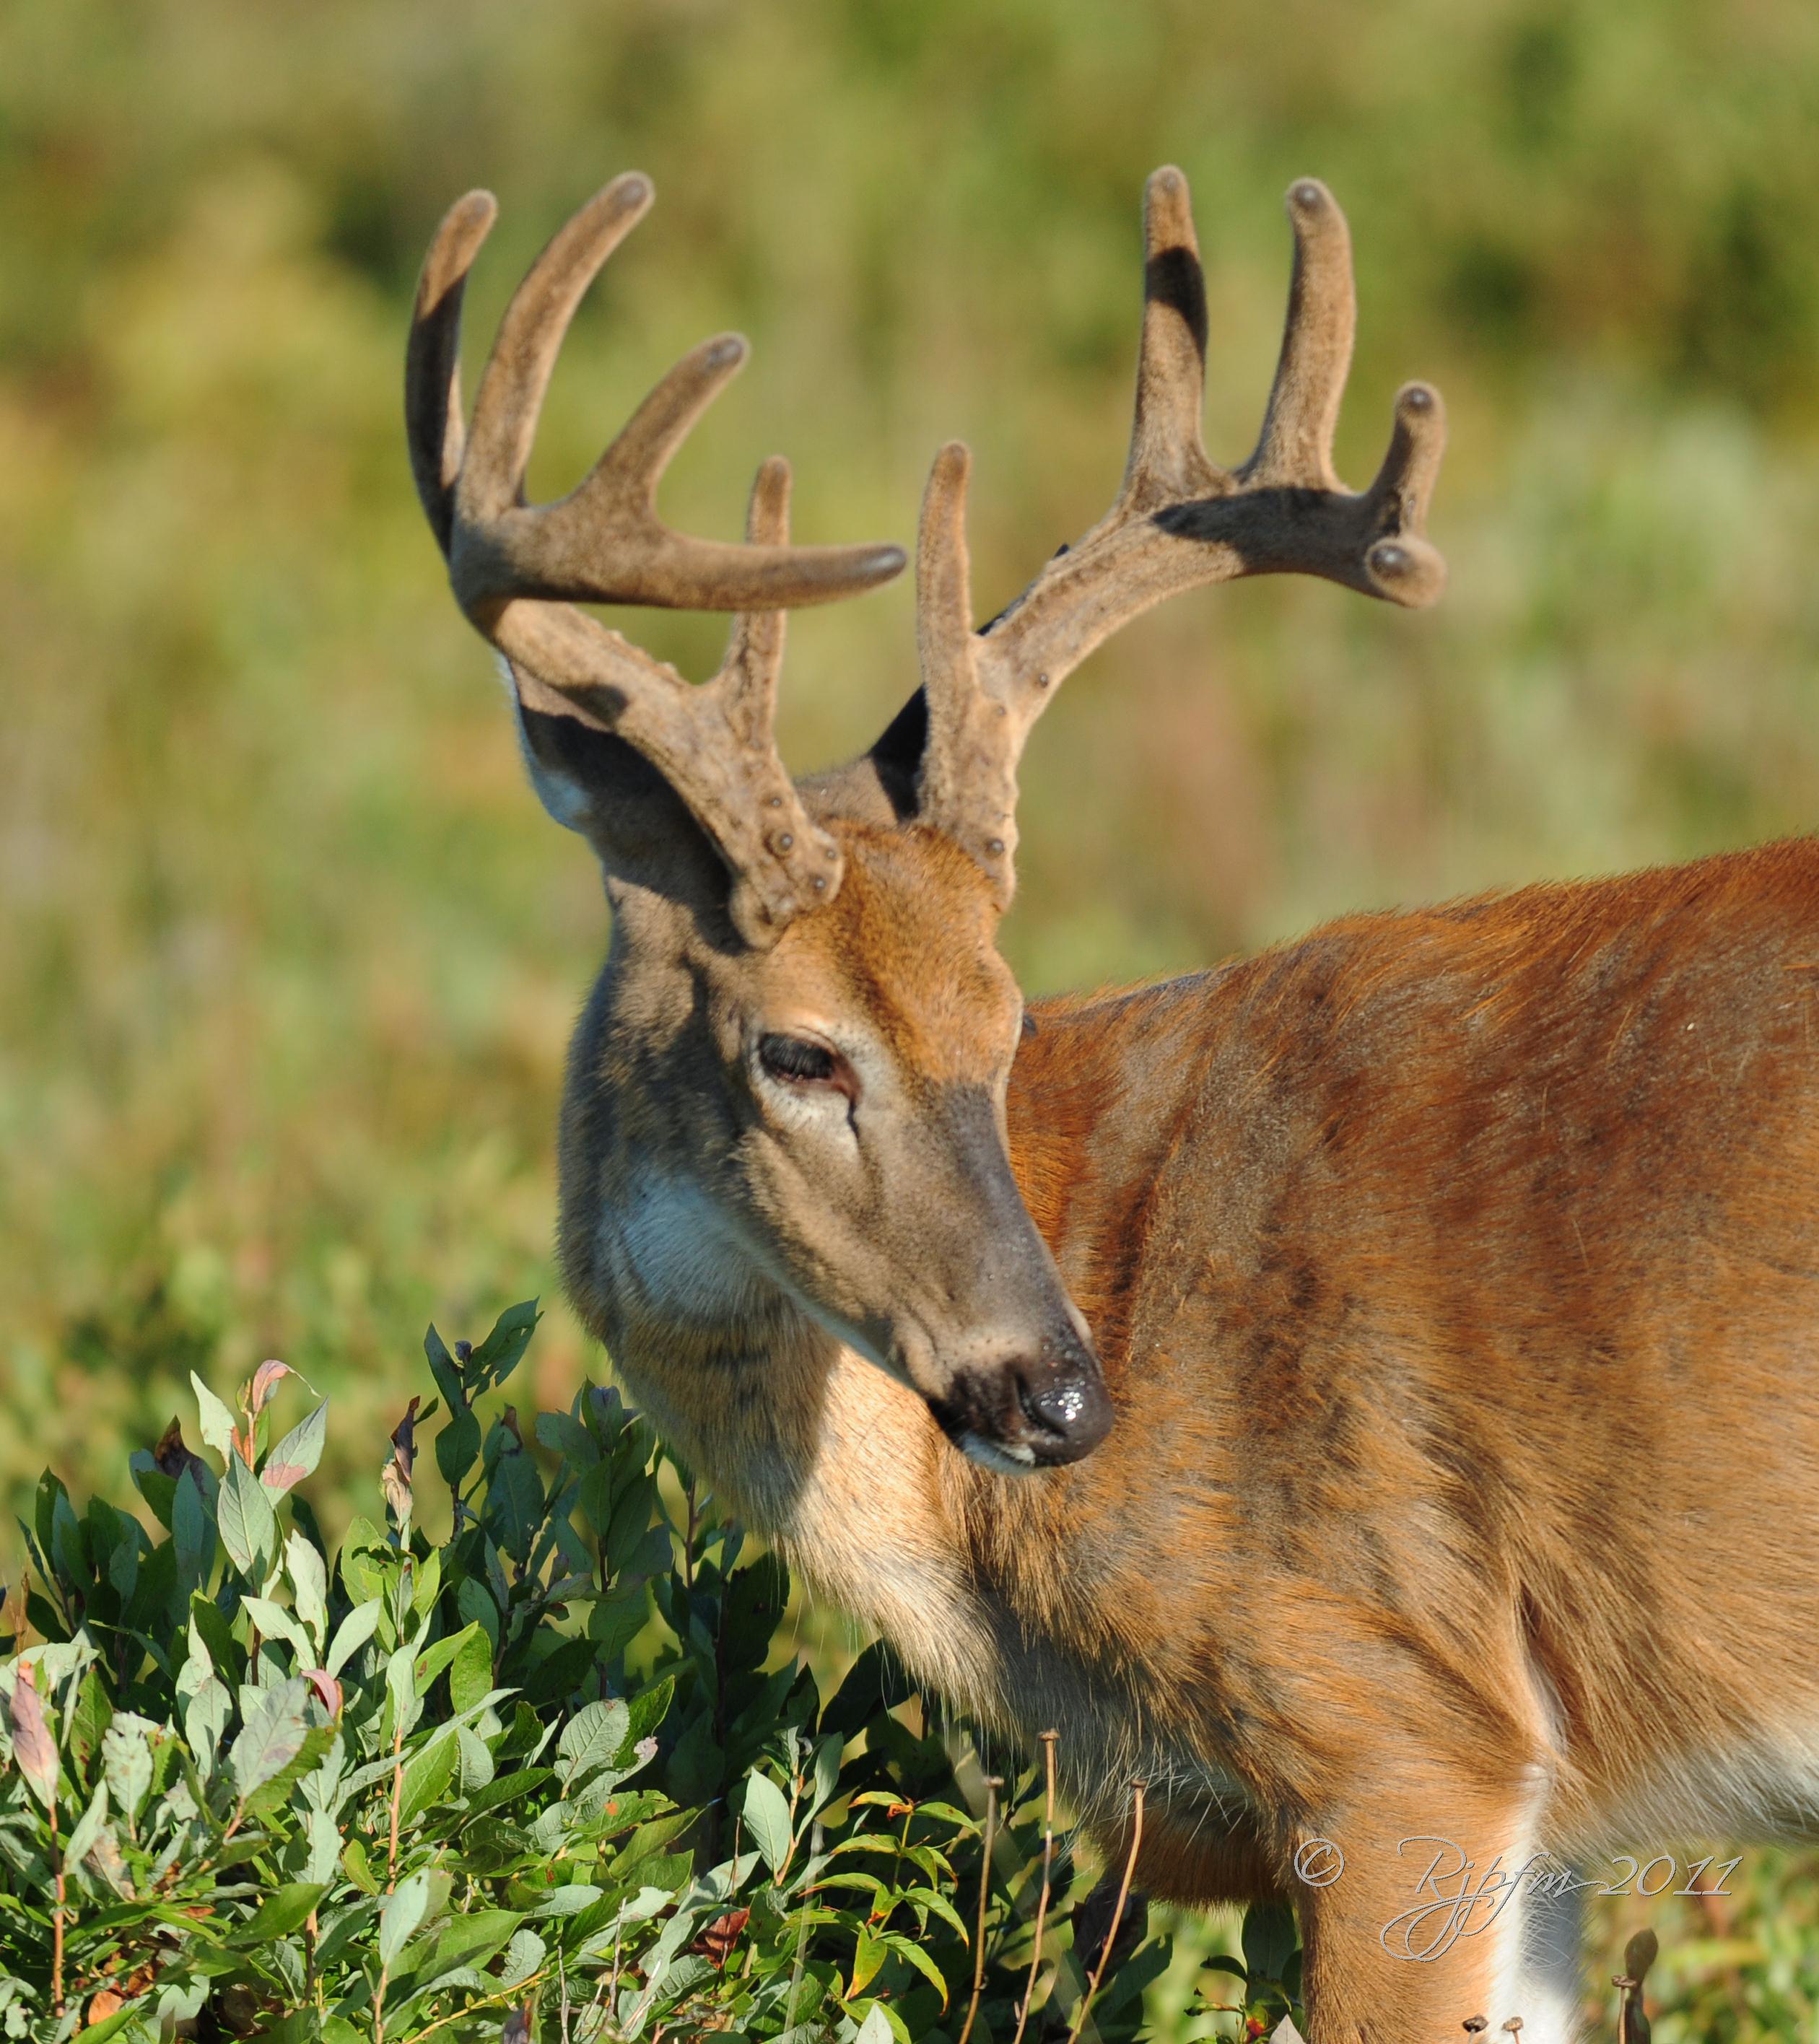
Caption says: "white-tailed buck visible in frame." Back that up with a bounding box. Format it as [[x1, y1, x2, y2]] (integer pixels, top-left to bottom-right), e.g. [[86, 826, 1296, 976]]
[[407, 167, 1819, 2043]]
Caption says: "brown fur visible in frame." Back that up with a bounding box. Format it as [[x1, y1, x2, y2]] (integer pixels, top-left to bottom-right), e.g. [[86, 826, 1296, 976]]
[[546, 828, 1819, 2043]]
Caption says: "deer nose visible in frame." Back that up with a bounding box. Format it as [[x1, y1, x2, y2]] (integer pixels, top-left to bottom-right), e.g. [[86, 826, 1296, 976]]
[[1013, 1355, 1114, 1463]]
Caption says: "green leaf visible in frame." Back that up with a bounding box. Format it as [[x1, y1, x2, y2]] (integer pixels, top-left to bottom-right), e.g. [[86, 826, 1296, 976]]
[[128, 1454, 178, 1531], [101, 1713, 155, 1817], [435, 1408, 481, 1489], [217, 1451, 276, 1578], [173, 1467, 214, 1595], [849, 1922, 888, 1997], [413, 1620, 484, 1700], [343, 1838, 380, 1895], [456, 1576, 500, 1651], [742, 1771, 793, 1877], [326, 1596, 383, 1676], [448, 1622, 494, 1715], [535, 1410, 598, 1466], [466, 1299, 541, 1392], [189, 1372, 237, 1462], [240, 1594, 313, 1662], [487, 1445, 544, 1563], [68, 1667, 114, 1777], [228, 1676, 310, 1801], [622, 1673, 673, 1757], [502, 1924, 546, 1983], [263, 1402, 328, 1495], [245, 1723, 336, 1816], [462, 1767, 558, 1818], [287, 1529, 328, 1643], [239, 1881, 328, 1942], [559, 1698, 631, 1782], [412, 1908, 521, 1981], [1242, 1900, 1299, 1986], [521, 1635, 599, 1708], [378, 1867, 433, 1968], [64, 1781, 110, 1868], [852, 1997, 896, 2044], [885, 1931, 953, 2008], [398, 1732, 460, 1827], [423, 1323, 466, 1412], [186, 1591, 239, 1687]]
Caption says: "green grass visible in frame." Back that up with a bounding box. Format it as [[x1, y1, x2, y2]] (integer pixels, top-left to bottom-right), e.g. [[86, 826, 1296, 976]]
[[4, 1, 1819, 2033]]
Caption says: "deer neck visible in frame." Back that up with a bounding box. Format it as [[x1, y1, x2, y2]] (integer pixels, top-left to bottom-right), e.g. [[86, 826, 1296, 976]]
[[559, 947, 1006, 1713]]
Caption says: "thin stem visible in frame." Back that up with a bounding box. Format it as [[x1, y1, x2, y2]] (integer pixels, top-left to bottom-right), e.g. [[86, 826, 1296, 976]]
[[410, 1968, 553, 2042], [48, 1794, 66, 2022], [1011, 1731, 1060, 2044], [1065, 1778, 1146, 2044], [385, 1718, 407, 1887], [782, 1821, 821, 2033], [305, 1906, 322, 2014], [956, 1774, 1003, 2044]]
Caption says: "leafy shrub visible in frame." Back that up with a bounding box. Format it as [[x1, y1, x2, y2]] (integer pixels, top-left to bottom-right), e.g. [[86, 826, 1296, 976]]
[[0, 1306, 1186, 2043]]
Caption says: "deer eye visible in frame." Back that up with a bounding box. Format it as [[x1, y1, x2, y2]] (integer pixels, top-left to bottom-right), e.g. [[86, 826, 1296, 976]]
[[758, 1034, 840, 1086]]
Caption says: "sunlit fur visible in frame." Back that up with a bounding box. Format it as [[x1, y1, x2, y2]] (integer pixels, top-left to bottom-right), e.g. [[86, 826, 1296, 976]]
[[551, 803, 1819, 2043]]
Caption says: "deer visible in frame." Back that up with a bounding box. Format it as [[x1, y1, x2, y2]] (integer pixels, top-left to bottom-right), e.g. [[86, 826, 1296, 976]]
[[405, 164, 1819, 2044]]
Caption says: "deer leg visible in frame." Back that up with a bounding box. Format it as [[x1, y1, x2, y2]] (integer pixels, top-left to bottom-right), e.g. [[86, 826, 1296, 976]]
[[1293, 1770, 1572, 2044]]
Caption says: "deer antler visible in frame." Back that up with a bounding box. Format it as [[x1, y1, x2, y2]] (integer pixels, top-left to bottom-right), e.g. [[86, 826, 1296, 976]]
[[915, 169, 1447, 901], [406, 174, 906, 943]]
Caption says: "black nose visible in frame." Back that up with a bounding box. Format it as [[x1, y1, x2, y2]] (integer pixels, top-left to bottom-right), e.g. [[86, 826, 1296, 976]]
[[1013, 1358, 1114, 1464]]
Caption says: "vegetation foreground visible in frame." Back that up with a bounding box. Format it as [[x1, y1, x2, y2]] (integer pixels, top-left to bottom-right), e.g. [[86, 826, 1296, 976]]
[[0, 1303, 1248, 2043], [1, 1306, 1813, 2041]]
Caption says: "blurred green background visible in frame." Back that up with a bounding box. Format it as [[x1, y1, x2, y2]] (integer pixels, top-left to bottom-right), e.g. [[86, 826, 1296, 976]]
[[3, 1, 1818, 2030]]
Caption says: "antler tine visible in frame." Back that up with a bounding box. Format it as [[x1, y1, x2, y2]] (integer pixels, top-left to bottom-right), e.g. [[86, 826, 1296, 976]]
[[1239, 179, 1356, 491], [435, 172, 905, 618], [405, 189, 500, 553], [1356, 380, 1449, 604], [1122, 167, 1223, 511], [912, 166, 1447, 909], [717, 456, 793, 751], [913, 442, 1024, 886], [408, 175, 911, 946], [460, 174, 655, 529]]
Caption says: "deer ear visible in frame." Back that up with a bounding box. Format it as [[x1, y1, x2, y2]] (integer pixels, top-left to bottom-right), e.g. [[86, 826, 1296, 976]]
[[501, 658, 600, 835], [500, 660, 731, 910], [798, 685, 930, 831]]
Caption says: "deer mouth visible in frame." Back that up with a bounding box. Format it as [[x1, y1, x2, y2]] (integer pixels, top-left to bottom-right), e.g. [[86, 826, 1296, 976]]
[[927, 1353, 1114, 1472]]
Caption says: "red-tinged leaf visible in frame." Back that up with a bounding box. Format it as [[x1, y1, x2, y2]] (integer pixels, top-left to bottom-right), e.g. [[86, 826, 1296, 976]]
[[304, 1668, 343, 1718], [152, 1418, 207, 1486], [382, 1397, 422, 1523], [849, 1921, 886, 1997], [248, 1359, 294, 1418], [391, 1397, 422, 1480], [9, 1664, 58, 1806], [692, 1907, 750, 1967], [263, 1403, 328, 1496]]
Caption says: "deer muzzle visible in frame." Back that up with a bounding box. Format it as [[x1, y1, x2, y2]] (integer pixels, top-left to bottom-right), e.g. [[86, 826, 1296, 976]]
[[927, 1322, 1114, 1472]]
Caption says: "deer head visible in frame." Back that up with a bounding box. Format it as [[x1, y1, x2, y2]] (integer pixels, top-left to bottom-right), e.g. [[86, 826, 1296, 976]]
[[406, 167, 1444, 1475]]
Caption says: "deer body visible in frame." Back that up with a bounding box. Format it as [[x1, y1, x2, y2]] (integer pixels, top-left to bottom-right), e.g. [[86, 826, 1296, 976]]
[[404, 162, 1806, 2038], [557, 833, 1819, 2040]]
